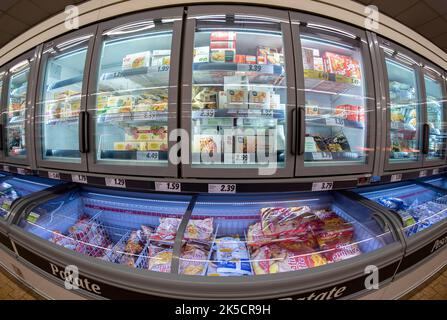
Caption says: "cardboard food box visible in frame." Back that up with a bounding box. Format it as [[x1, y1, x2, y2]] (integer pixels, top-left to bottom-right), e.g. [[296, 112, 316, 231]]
[[246, 55, 257, 64], [210, 49, 235, 63], [302, 48, 315, 70], [218, 91, 227, 109], [125, 126, 168, 141], [323, 52, 362, 79], [96, 95, 108, 113], [193, 46, 210, 63], [305, 105, 319, 116], [313, 57, 324, 71], [106, 95, 134, 113], [249, 90, 270, 109], [114, 142, 147, 151], [122, 51, 151, 70], [210, 41, 236, 49], [235, 54, 246, 64], [227, 89, 248, 109], [192, 134, 222, 159], [234, 135, 256, 154], [269, 93, 281, 109], [147, 141, 168, 151], [210, 31, 237, 42]]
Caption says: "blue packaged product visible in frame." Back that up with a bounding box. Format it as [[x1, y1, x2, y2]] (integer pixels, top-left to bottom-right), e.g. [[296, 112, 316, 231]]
[[377, 197, 406, 210]]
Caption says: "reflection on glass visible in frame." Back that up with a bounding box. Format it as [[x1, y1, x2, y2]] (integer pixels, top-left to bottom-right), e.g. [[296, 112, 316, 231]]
[[19, 188, 191, 272], [358, 183, 447, 238], [385, 58, 420, 162], [39, 44, 88, 163], [300, 35, 368, 166], [6, 64, 29, 158], [94, 21, 173, 167], [424, 72, 446, 160], [190, 15, 287, 169], [178, 193, 393, 276]]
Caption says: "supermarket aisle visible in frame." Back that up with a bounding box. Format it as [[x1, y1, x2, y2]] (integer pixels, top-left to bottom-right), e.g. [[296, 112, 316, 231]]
[[0, 264, 446, 300], [0, 266, 41, 300]]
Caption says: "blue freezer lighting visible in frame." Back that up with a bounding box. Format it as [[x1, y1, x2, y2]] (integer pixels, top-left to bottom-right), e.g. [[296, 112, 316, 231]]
[[84, 192, 190, 204], [196, 198, 321, 206]]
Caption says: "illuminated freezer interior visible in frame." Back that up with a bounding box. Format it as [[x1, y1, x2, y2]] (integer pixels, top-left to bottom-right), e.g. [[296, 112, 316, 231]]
[[93, 20, 173, 167], [300, 30, 368, 166], [0, 176, 61, 219], [190, 15, 287, 168], [356, 182, 447, 237]]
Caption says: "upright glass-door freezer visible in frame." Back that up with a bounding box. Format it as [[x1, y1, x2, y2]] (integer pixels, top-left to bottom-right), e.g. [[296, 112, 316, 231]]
[[87, 8, 183, 177], [353, 180, 447, 274], [378, 38, 425, 171], [35, 26, 97, 171], [181, 6, 296, 178], [2, 49, 38, 166], [0, 71, 5, 163], [9, 186, 402, 299], [291, 13, 376, 176]]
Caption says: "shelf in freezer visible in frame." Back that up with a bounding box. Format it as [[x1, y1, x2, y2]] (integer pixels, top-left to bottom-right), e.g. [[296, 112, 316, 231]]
[[306, 116, 364, 129], [100, 150, 168, 161], [97, 111, 168, 124], [192, 108, 284, 120], [99, 66, 170, 90], [47, 75, 83, 91], [304, 152, 364, 161], [45, 116, 79, 126], [304, 69, 361, 94]]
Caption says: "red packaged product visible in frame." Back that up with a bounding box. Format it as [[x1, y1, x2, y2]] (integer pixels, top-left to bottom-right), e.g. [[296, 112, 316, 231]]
[[260, 206, 314, 237], [313, 224, 354, 250], [210, 40, 236, 49], [323, 52, 362, 80], [313, 209, 347, 228], [210, 31, 237, 41], [246, 55, 257, 64], [278, 250, 327, 272], [324, 242, 362, 263], [234, 54, 246, 64]]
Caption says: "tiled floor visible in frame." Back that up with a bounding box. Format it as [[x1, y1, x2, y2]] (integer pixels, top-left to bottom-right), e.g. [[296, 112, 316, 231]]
[[0, 264, 446, 300]]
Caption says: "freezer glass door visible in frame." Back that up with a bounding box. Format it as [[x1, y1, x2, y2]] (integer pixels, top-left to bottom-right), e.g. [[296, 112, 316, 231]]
[[18, 187, 191, 272], [190, 15, 288, 169], [38, 39, 90, 163], [299, 32, 368, 167], [94, 21, 174, 167], [0, 176, 61, 220], [385, 55, 421, 164], [423, 69, 446, 162], [178, 192, 395, 276], [356, 182, 447, 238], [5, 61, 30, 159]]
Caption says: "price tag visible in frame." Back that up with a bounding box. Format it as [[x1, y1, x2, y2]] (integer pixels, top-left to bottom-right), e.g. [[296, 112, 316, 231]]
[[17, 168, 26, 175], [146, 151, 159, 161], [105, 177, 126, 188], [157, 65, 170, 72], [419, 170, 427, 178], [3, 165, 10, 172], [237, 64, 273, 74], [234, 153, 249, 164], [312, 182, 334, 191], [208, 184, 236, 194], [155, 182, 181, 192], [432, 168, 440, 175], [71, 174, 88, 184], [48, 172, 60, 180], [390, 174, 402, 182], [143, 111, 158, 120], [312, 152, 333, 160], [26, 212, 40, 224], [199, 109, 215, 118]]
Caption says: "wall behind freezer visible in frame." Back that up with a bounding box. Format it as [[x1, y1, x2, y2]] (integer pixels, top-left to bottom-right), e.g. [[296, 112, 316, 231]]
[[0, 0, 446, 71]]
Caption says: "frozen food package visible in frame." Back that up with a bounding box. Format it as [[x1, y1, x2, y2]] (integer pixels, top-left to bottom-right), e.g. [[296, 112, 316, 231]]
[[192, 135, 222, 156], [122, 51, 151, 70], [184, 218, 214, 241], [210, 31, 237, 42], [50, 231, 77, 251], [251, 245, 277, 275], [210, 41, 236, 49], [247, 222, 277, 247], [313, 224, 355, 250], [260, 206, 314, 237], [302, 48, 317, 70], [148, 245, 173, 273], [193, 46, 210, 63], [227, 89, 248, 108], [151, 217, 181, 241], [245, 55, 257, 64], [278, 251, 327, 272], [249, 90, 270, 109], [210, 49, 235, 63], [68, 216, 92, 239], [324, 242, 362, 263], [125, 230, 145, 255], [323, 52, 361, 79], [125, 125, 168, 142], [224, 75, 249, 91], [179, 244, 209, 275]]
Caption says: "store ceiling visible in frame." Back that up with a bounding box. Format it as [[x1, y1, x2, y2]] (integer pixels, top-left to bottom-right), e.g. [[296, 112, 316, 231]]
[[0, 0, 446, 53]]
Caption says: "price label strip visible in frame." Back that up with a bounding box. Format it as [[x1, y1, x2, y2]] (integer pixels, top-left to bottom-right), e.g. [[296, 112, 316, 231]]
[[17, 168, 26, 175], [237, 64, 273, 74], [208, 184, 236, 194], [71, 174, 88, 184], [199, 109, 215, 118], [105, 177, 126, 188], [432, 168, 440, 175], [390, 174, 402, 182], [155, 182, 181, 192], [3, 165, 10, 172], [419, 170, 427, 178], [48, 172, 61, 180], [312, 182, 334, 191], [157, 65, 170, 72]]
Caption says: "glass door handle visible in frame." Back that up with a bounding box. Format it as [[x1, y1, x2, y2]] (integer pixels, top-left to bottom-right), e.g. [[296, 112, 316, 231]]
[[78, 111, 89, 153], [291, 108, 297, 155], [422, 123, 429, 154], [298, 107, 305, 155]]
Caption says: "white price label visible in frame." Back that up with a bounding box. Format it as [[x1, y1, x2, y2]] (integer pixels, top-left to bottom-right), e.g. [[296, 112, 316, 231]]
[[146, 151, 159, 161], [326, 118, 344, 126], [157, 65, 170, 72], [143, 111, 158, 120], [312, 152, 333, 160], [17, 168, 26, 175], [234, 153, 249, 164], [237, 64, 273, 74], [155, 182, 181, 192], [433, 168, 440, 175], [199, 109, 215, 118], [105, 177, 126, 188], [48, 172, 60, 180], [3, 165, 10, 172], [208, 184, 236, 194], [71, 174, 88, 184], [312, 182, 334, 191], [390, 174, 402, 182], [261, 109, 273, 117], [419, 170, 427, 178]]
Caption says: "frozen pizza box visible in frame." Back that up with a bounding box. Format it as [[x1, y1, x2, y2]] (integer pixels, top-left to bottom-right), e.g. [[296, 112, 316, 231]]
[[227, 89, 248, 109], [249, 90, 270, 109], [122, 51, 151, 70]]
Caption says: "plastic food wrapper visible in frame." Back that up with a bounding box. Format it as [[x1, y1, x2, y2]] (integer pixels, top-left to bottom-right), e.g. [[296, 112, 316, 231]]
[[50, 231, 77, 251], [251, 245, 278, 275], [119, 253, 137, 268], [260, 206, 314, 237], [278, 251, 327, 272], [377, 197, 407, 211], [324, 242, 362, 263], [213, 236, 252, 276], [125, 230, 145, 255], [247, 222, 277, 247], [151, 217, 181, 241], [313, 210, 346, 228], [148, 245, 173, 273], [68, 216, 93, 239], [184, 218, 214, 241], [179, 244, 209, 275], [313, 224, 354, 250]]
